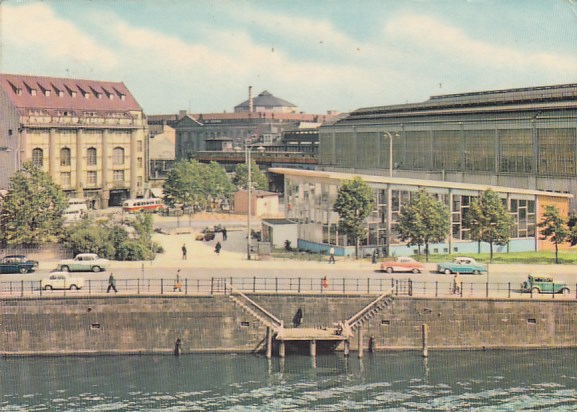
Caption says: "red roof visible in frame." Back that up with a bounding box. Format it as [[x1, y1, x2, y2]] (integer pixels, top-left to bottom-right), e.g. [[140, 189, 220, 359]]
[[0, 73, 142, 114]]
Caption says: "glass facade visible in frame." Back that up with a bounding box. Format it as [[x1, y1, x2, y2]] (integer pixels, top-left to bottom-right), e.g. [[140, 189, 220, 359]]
[[285, 174, 537, 250], [320, 125, 577, 179]]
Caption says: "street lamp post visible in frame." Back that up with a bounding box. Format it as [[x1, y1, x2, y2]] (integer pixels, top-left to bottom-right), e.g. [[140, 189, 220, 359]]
[[236, 143, 264, 260], [383, 131, 400, 177]]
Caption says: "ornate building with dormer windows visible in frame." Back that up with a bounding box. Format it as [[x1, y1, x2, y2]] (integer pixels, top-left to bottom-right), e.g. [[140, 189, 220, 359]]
[[0, 74, 147, 207]]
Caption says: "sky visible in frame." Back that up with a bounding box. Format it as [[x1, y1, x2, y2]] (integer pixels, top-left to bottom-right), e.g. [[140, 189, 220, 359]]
[[1, 0, 577, 115]]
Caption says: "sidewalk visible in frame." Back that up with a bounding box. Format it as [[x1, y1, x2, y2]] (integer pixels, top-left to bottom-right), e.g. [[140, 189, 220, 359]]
[[112, 227, 375, 272]]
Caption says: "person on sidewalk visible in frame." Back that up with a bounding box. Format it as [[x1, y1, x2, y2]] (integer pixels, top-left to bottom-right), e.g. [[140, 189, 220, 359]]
[[107, 273, 118, 293], [215, 241, 222, 254], [328, 247, 335, 264], [174, 269, 182, 292], [222, 227, 228, 241], [182, 244, 187, 260]]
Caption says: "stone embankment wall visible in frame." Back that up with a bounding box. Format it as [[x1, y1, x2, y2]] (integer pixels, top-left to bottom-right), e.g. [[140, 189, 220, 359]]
[[1, 295, 576, 356]]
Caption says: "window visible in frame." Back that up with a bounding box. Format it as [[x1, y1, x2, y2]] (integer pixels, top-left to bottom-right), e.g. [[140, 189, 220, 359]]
[[137, 157, 143, 168], [32, 148, 43, 167], [61, 172, 71, 186], [113, 170, 125, 182], [87, 147, 97, 166], [60, 148, 71, 166], [113, 147, 125, 165], [87, 171, 97, 186], [137, 140, 143, 152]]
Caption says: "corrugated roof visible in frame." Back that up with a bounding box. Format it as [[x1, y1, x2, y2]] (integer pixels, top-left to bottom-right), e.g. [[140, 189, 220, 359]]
[[0, 73, 142, 113], [345, 83, 577, 122]]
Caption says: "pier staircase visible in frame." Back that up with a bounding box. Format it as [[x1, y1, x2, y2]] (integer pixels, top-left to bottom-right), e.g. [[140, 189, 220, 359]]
[[227, 284, 284, 332], [338, 288, 395, 338]]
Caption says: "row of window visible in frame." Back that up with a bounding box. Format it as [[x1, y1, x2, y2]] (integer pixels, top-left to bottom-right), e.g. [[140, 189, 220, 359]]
[[320, 127, 577, 176], [286, 179, 537, 245], [32, 147, 143, 167], [60, 170, 125, 186]]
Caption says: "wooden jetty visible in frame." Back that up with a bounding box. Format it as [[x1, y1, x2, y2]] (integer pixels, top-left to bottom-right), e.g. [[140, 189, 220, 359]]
[[227, 283, 395, 358]]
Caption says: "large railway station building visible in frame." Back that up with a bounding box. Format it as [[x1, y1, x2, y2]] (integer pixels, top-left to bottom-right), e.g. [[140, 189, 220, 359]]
[[273, 84, 577, 256]]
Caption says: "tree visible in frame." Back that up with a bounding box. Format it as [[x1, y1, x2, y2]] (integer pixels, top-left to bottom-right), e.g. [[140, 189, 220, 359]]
[[538, 205, 568, 264], [395, 188, 450, 262], [0, 162, 66, 246], [464, 189, 514, 262], [232, 160, 268, 191], [162, 160, 234, 211], [333, 177, 375, 259]]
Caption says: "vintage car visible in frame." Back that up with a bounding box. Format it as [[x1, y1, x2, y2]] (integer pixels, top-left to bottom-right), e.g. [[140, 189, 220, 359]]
[[521, 275, 569, 294], [57, 253, 109, 272], [380, 256, 424, 274], [42, 272, 85, 290], [0, 255, 38, 274], [437, 256, 487, 275], [195, 228, 216, 241]]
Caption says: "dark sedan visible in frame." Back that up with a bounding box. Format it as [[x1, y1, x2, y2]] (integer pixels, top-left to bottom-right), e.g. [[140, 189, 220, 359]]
[[0, 255, 39, 274]]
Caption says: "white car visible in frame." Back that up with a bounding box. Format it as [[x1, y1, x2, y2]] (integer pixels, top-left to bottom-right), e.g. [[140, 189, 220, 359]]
[[42, 272, 85, 290], [58, 253, 109, 272]]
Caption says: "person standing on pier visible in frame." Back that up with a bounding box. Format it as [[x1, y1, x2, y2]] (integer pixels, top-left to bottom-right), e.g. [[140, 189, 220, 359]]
[[328, 247, 335, 264]]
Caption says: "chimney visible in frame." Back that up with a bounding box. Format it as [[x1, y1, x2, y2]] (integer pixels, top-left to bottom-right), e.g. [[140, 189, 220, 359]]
[[248, 86, 253, 113]]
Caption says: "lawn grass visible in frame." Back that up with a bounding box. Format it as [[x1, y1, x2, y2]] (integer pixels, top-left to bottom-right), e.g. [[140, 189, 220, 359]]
[[406, 251, 577, 265]]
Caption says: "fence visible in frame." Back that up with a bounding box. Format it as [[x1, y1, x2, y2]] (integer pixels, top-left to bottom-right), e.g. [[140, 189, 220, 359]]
[[0, 277, 575, 300]]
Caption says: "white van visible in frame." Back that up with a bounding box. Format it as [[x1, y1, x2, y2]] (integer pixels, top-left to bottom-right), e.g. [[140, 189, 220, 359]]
[[64, 198, 88, 223], [67, 198, 88, 211]]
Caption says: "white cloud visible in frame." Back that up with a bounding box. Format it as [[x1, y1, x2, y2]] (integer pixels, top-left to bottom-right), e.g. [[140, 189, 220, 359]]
[[385, 12, 577, 74], [4, 3, 118, 71]]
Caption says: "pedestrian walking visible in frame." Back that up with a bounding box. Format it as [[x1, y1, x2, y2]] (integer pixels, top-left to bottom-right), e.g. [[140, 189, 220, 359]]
[[215, 241, 222, 254], [174, 269, 182, 292], [371, 250, 377, 264], [328, 247, 335, 264], [107, 273, 118, 293], [322, 276, 329, 289], [222, 227, 227, 241], [453, 273, 462, 294], [181, 243, 187, 260]]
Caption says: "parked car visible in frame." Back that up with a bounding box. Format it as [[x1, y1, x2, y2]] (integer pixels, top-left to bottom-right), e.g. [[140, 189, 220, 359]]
[[195, 228, 216, 241], [57, 253, 108, 272], [521, 275, 569, 294], [0, 255, 38, 274], [380, 257, 424, 274], [437, 257, 487, 275], [42, 272, 85, 290]]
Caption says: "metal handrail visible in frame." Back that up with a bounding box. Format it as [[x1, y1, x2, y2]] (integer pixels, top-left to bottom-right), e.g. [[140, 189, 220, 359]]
[[226, 282, 283, 328]]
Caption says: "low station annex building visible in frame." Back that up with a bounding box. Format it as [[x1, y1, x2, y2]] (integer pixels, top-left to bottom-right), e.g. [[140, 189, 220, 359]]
[[272, 83, 577, 256], [272, 168, 571, 257]]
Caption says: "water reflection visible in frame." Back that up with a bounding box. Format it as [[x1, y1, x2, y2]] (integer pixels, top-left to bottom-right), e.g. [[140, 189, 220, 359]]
[[1, 350, 577, 411]]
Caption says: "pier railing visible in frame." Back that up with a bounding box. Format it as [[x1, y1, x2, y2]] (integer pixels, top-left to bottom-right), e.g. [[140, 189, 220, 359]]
[[0, 277, 575, 300]]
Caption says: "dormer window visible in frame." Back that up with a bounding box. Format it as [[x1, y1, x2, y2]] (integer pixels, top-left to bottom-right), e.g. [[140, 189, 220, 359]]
[[30, 89, 37, 96], [44, 90, 51, 97], [84, 92, 90, 98], [71, 91, 77, 97]]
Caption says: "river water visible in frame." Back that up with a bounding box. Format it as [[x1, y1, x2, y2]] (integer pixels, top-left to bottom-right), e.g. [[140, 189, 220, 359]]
[[1, 350, 577, 411]]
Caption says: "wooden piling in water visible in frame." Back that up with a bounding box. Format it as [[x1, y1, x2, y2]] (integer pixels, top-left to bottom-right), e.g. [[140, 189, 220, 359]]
[[266, 327, 272, 359], [358, 326, 364, 358], [422, 323, 429, 358]]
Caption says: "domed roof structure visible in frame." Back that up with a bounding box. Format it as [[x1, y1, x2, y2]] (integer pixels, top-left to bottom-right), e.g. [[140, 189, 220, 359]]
[[234, 90, 298, 113]]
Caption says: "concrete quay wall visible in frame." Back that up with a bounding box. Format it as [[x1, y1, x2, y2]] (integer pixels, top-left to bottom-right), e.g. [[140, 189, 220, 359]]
[[1, 295, 576, 356]]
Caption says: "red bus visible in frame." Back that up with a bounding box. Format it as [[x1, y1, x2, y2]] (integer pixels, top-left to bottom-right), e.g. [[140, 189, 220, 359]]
[[122, 198, 164, 213]]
